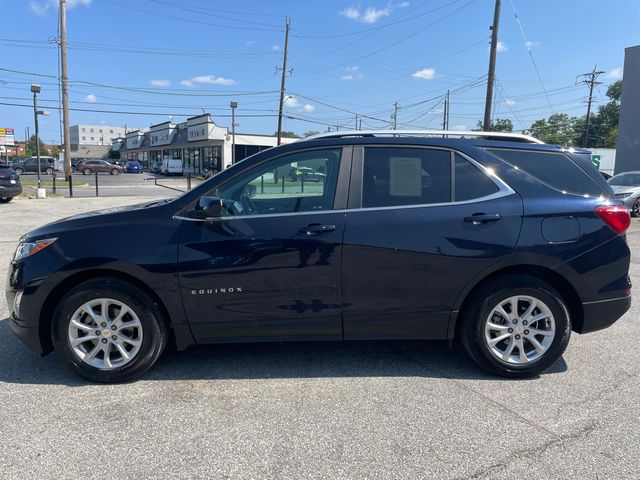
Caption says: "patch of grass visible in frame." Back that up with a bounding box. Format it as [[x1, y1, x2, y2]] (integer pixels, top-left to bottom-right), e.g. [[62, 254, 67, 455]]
[[20, 179, 89, 188]]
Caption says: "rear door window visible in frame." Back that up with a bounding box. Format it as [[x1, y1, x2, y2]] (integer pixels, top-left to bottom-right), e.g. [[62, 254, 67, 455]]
[[454, 154, 499, 201], [362, 147, 451, 208], [485, 148, 605, 196]]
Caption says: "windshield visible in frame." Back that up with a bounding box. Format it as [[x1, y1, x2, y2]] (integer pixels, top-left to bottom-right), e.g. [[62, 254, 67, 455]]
[[609, 173, 640, 187]]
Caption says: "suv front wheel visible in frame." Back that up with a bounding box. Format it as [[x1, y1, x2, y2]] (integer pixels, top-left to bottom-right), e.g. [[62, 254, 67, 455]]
[[82, 168, 92, 175], [14, 167, 24, 175], [461, 274, 571, 378], [52, 278, 168, 383]]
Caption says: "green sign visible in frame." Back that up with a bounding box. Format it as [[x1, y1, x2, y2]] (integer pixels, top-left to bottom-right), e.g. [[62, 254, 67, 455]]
[[591, 154, 601, 169]]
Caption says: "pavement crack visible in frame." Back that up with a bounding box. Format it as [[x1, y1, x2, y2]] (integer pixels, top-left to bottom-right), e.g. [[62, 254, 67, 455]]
[[457, 421, 597, 480]]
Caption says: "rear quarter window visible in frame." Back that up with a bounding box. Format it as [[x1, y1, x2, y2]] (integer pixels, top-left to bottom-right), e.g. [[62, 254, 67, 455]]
[[485, 148, 606, 196]]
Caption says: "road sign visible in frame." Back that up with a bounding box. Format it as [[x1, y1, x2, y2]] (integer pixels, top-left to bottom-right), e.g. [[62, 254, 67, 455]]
[[0, 128, 15, 146], [591, 154, 601, 169]]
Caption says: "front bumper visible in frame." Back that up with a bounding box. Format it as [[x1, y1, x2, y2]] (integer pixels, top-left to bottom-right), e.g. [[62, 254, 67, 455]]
[[9, 312, 44, 353], [578, 295, 632, 334]]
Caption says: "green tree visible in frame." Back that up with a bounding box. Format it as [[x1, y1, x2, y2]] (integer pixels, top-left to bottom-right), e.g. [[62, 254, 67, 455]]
[[574, 80, 622, 148], [108, 148, 121, 160], [274, 130, 299, 138], [527, 113, 577, 145], [25, 134, 47, 157], [474, 118, 513, 132], [303, 130, 320, 137]]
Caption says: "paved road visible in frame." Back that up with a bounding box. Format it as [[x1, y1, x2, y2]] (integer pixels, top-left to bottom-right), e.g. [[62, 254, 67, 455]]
[[18, 171, 202, 197], [0, 196, 638, 479]]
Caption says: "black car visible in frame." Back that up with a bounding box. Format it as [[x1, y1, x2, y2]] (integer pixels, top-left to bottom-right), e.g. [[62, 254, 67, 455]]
[[6, 131, 632, 383], [11, 156, 58, 175], [0, 165, 22, 202]]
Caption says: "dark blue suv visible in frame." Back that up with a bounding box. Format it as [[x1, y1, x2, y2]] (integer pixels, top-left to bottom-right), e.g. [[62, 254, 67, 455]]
[[6, 131, 632, 382]]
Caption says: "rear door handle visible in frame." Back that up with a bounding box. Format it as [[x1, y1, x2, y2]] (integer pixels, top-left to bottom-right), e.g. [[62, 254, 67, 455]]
[[298, 224, 336, 235], [464, 213, 502, 225]]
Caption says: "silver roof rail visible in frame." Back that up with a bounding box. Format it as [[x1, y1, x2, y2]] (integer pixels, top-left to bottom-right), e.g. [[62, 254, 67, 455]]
[[302, 129, 545, 144]]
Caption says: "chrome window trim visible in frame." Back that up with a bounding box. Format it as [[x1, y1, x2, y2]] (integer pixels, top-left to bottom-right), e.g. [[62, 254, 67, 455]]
[[173, 190, 516, 222]]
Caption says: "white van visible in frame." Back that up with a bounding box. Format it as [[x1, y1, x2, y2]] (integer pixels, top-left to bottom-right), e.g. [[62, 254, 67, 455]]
[[161, 159, 183, 176]]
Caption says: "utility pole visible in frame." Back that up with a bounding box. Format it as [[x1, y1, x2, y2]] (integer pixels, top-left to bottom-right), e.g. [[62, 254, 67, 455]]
[[230, 101, 238, 164], [355, 114, 359, 131], [391, 102, 399, 129], [442, 90, 450, 131], [60, 0, 73, 196], [483, 0, 501, 132], [276, 17, 292, 145], [577, 66, 605, 148]]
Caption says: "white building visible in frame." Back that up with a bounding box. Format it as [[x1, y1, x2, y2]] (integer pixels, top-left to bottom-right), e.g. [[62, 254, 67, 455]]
[[115, 114, 297, 174], [70, 124, 131, 147]]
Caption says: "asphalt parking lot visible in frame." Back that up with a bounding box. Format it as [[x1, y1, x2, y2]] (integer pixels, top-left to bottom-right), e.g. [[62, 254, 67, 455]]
[[0, 196, 639, 479], [18, 170, 201, 197]]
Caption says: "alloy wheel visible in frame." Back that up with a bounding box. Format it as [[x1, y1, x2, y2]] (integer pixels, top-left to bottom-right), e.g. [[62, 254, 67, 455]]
[[67, 298, 143, 370], [484, 295, 556, 365]]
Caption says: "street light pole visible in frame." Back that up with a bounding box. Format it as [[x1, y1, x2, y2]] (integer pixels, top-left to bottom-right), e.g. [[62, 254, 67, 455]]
[[230, 101, 237, 165], [31, 84, 42, 188]]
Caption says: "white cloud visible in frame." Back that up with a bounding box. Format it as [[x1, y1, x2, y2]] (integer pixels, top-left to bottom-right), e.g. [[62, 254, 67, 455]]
[[346, 65, 359, 72], [284, 96, 301, 108], [606, 67, 623, 80], [454, 124, 468, 131], [245, 40, 256, 46], [180, 75, 236, 87], [341, 74, 354, 81], [150, 79, 170, 87], [524, 41, 540, 49], [272, 45, 281, 51], [83, 94, 97, 103], [340, 3, 409, 24], [504, 98, 517, 106], [301, 104, 316, 113], [28, 0, 91, 16], [496, 41, 507, 53], [412, 67, 436, 80]]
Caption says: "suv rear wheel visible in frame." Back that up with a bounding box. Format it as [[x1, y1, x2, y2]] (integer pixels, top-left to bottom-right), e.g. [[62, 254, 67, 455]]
[[52, 278, 168, 383], [461, 274, 571, 378], [82, 168, 92, 175], [44, 167, 54, 175], [14, 167, 24, 175]]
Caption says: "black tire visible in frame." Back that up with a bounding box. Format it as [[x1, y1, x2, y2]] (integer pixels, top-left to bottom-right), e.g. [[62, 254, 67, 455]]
[[45, 167, 54, 175], [111, 168, 120, 175], [632, 199, 640, 218], [52, 277, 168, 383], [83, 168, 91, 175], [460, 274, 571, 378], [0, 197, 13, 203], [14, 168, 24, 176]]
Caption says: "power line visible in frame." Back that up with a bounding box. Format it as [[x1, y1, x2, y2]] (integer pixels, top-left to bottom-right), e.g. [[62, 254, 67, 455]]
[[506, 0, 554, 115]]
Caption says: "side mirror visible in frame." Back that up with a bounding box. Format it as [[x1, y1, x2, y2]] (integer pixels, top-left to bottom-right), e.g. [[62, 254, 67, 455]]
[[187, 195, 223, 219]]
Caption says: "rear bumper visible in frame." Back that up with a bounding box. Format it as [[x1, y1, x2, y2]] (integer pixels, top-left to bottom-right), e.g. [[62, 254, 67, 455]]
[[0, 185, 22, 197], [578, 295, 632, 334]]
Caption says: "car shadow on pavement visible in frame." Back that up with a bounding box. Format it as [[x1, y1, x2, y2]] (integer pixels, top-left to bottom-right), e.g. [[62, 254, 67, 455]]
[[0, 318, 567, 386]]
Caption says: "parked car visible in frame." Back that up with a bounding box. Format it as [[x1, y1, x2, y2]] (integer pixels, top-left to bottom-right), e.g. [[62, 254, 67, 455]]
[[77, 159, 123, 176], [0, 165, 22, 202], [297, 166, 326, 183], [608, 171, 640, 217], [150, 162, 162, 174], [10, 156, 58, 176], [6, 131, 631, 382], [124, 161, 143, 174], [161, 158, 183, 176]]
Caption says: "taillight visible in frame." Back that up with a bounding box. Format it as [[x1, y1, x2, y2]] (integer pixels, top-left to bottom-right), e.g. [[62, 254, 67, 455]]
[[595, 205, 631, 235]]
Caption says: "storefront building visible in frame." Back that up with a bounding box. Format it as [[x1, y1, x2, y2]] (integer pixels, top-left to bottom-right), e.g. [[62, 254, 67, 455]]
[[113, 114, 295, 175]]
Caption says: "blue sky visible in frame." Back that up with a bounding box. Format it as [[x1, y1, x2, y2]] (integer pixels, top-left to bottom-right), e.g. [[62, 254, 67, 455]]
[[1, 0, 638, 143]]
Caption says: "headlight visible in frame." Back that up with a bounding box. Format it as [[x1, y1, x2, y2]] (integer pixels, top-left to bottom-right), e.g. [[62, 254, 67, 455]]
[[13, 238, 57, 262], [615, 193, 632, 199]]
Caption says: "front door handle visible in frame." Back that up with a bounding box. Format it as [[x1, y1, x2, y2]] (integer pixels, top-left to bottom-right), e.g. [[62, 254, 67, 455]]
[[464, 213, 502, 225], [298, 224, 336, 235]]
